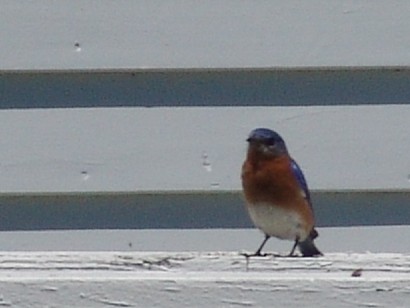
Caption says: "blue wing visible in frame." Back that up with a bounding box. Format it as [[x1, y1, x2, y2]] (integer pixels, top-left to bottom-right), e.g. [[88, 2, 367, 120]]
[[290, 159, 311, 205]]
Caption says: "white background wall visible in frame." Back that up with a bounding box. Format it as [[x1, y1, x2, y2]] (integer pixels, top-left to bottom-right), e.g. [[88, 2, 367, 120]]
[[2, 0, 410, 70], [0, 105, 409, 194]]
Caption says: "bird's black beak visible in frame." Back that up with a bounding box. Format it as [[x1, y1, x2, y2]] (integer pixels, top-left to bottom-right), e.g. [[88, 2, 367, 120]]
[[247, 137, 259, 143]]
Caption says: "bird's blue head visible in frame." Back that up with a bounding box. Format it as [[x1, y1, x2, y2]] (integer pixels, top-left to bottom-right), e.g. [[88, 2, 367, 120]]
[[246, 128, 288, 157]]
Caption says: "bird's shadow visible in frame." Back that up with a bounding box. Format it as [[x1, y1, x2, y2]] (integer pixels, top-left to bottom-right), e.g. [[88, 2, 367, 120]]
[[239, 252, 299, 259]]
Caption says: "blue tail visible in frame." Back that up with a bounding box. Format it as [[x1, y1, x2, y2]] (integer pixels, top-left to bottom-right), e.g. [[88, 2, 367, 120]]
[[298, 229, 322, 257]]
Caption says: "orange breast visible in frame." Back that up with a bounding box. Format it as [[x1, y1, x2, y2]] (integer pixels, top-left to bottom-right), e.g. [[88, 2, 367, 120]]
[[241, 154, 315, 229]]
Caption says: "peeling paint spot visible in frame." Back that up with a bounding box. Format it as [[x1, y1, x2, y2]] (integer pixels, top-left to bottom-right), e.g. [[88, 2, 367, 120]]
[[74, 42, 81, 52], [97, 298, 132, 307], [41, 286, 58, 292], [202, 152, 212, 172], [221, 299, 254, 307], [0, 297, 11, 307], [81, 170, 90, 181], [351, 268, 363, 277], [163, 287, 181, 293]]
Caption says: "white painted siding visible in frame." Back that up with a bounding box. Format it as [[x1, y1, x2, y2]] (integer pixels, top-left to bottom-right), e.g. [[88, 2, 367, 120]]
[[1, 1, 410, 70], [0, 105, 409, 193]]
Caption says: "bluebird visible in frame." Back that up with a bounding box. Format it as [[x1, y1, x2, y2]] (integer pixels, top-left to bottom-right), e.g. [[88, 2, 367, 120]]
[[241, 128, 322, 257]]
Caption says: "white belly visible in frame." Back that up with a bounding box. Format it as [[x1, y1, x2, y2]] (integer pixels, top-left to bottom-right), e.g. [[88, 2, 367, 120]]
[[247, 203, 307, 241]]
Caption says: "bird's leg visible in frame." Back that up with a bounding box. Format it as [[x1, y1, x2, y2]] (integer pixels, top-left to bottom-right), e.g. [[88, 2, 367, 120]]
[[241, 234, 271, 258], [288, 237, 299, 257], [255, 234, 270, 256]]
